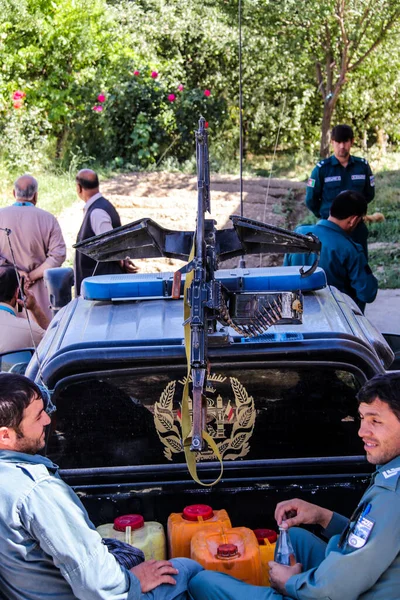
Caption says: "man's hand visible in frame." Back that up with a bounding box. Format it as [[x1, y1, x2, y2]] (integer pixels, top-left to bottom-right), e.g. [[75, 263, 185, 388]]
[[268, 560, 302, 594], [130, 559, 178, 593], [122, 257, 139, 273], [18, 287, 37, 312], [275, 498, 333, 529], [18, 270, 32, 287], [17, 285, 49, 330]]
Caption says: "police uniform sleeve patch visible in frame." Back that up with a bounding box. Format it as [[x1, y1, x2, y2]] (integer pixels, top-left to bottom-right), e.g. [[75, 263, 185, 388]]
[[348, 516, 375, 549], [365, 264, 372, 275], [307, 178, 316, 188]]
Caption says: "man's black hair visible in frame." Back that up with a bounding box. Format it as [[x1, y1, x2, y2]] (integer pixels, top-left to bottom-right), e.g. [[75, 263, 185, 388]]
[[357, 373, 400, 422], [0, 267, 18, 302], [76, 173, 99, 190], [331, 125, 354, 143], [330, 190, 367, 220], [0, 373, 42, 431]]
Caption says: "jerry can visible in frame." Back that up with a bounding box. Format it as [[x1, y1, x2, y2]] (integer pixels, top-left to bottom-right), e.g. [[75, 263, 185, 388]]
[[191, 526, 262, 585], [254, 529, 278, 585], [96, 514, 166, 560], [167, 504, 232, 558]]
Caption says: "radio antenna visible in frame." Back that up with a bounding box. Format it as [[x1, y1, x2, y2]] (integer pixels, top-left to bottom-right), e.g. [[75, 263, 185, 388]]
[[238, 0, 246, 269]]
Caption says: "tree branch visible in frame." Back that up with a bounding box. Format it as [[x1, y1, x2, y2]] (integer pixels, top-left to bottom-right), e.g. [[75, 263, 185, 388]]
[[349, 11, 400, 72]]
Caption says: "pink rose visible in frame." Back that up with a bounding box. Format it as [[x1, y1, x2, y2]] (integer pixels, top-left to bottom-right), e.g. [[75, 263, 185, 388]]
[[97, 93, 106, 102], [13, 100, 23, 109], [177, 84, 184, 91], [151, 71, 158, 79], [12, 90, 26, 101], [204, 89, 211, 97], [92, 105, 103, 112], [168, 93, 176, 102], [134, 70, 140, 76]]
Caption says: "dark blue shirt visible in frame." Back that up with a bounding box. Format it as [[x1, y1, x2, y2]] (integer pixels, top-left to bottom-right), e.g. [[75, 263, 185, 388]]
[[305, 154, 375, 219], [284, 220, 378, 309]]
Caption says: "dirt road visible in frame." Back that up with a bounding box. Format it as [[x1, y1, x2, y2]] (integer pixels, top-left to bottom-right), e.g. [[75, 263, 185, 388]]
[[60, 171, 399, 334], [61, 172, 307, 271]]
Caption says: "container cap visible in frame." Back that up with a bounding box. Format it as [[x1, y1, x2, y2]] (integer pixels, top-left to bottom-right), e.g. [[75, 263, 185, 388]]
[[217, 543, 238, 558], [254, 528, 278, 545], [114, 514, 145, 532], [182, 504, 214, 521]]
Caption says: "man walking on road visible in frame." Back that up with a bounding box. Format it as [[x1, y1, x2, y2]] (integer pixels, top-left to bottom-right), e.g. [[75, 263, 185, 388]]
[[189, 372, 400, 600], [74, 169, 136, 295], [305, 124, 375, 258], [0, 174, 66, 321]]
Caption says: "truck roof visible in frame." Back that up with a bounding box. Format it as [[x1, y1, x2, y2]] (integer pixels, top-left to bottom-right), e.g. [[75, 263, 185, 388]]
[[28, 266, 393, 385]]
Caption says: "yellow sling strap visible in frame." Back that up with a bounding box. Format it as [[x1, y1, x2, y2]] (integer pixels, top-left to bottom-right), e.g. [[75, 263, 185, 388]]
[[181, 242, 223, 486]]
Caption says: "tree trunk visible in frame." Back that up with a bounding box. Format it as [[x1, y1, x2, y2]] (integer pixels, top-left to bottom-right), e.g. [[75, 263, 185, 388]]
[[55, 127, 68, 161], [319, 100, 336, 158]]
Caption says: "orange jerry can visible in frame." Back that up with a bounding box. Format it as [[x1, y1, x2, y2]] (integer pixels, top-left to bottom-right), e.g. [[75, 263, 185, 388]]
[[253, 529, 278, 586], [167, 504, 231, 558], [191, 527, 262, 585]]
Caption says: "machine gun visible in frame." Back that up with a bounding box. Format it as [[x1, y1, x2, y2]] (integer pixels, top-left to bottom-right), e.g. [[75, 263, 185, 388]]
[[74, 117, 321, 464]]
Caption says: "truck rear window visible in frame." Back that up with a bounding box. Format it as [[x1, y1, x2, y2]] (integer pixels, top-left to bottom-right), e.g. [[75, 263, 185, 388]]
[[47, 367, 363, 469]]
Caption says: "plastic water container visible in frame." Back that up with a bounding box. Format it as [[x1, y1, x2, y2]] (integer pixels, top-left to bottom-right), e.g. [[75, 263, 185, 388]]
[[96, 514, 166, 560], [254, 529, 278, 586], [167, 504, 232, 558], [191, 526, 262, 585]]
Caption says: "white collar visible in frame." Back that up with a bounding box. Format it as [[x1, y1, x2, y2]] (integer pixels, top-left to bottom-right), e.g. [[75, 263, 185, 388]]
[[83, 192, 103, 213]]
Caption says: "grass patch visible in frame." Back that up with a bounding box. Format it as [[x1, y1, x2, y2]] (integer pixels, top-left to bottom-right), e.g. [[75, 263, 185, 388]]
[[0, 163, 119, 218], [369, 246, 400, 289]]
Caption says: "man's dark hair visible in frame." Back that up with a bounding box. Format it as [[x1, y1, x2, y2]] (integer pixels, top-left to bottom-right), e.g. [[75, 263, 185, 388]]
[[357, 373, 400, 421], [0, 373, 42, 431], [331, 124, 354, 142], [76, 172, 99, 190], [0, 267, 18, 302], [330, 190, 367, 220]]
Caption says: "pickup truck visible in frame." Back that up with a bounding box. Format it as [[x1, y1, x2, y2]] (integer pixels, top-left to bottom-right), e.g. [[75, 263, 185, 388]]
[[22, 262, 396, 533]]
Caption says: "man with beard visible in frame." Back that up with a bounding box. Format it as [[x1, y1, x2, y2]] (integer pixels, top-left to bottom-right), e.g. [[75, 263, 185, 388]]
[[0, 373, 202, 599], [189, 373, 400, 600], [305, 124, 375, 258]]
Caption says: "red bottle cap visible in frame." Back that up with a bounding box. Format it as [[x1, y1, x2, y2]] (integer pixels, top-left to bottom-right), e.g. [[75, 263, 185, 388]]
[[182, 504, 214, 521], [113, 514, 145, 532], [253, 528, 278, 545], [217, 543, 238, 558]]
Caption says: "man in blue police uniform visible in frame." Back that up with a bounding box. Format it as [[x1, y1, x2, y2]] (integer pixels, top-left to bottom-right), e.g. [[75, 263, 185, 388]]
[[189, 372, 400, 600], [0, 373, 203, 599], [284, 190, 377, 312], [305, 124, 375, 258]]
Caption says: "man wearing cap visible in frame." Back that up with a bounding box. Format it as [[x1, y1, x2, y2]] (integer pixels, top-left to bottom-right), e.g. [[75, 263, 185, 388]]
[[305, 124, 375, 258]]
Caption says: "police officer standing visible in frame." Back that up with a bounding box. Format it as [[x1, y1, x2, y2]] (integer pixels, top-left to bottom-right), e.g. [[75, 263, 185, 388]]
[[189, 372, 400, 600], [305, 124, 375, 258]]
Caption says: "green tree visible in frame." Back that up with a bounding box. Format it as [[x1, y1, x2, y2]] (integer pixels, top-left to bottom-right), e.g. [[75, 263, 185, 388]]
[[258, 0, 400, 157]]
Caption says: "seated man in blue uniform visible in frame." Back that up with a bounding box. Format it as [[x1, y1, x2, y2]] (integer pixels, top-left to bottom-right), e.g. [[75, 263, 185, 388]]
[[0, 373, 203, 599], [284, 190, 378, 312], [189, 372, 400, 600], [305, 124, 375, 258]]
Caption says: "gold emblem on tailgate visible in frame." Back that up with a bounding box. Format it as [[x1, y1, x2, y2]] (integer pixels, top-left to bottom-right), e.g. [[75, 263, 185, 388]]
[[154, 374, 255, 461]]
